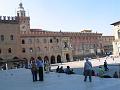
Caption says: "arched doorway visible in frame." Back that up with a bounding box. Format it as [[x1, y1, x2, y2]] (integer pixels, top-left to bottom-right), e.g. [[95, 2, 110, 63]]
[[44, 56, 49, 71], [0, 57, 4, 66], [44, 56, 49, 63], [44, 56, 49, 60], [66, 53, 70, 62], [57, 55, 61, 63], [13, 56, 19, 59], [23, 58, 28, 69], [0, 57, 3, 60], [51, 55, 55, 64]]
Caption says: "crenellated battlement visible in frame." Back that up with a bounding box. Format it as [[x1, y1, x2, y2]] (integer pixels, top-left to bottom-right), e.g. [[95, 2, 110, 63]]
[[20, 30, 102, 37], [0, 16, 19, 24]]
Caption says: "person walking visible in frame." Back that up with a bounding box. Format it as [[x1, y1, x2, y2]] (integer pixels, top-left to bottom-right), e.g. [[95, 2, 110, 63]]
[[36, 56, 44, 81], [84, 57, 92, 82]]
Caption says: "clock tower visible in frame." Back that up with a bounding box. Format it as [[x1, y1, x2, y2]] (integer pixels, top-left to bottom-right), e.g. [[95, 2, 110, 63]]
[[17, 3, 30, 31]]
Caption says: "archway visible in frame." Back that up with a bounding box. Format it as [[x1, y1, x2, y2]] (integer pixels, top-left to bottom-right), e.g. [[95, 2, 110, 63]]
[[51, 55, 55, 64], [57, 55, 61, 63], [0, 57, 4, 66], [44, 56, 49, 71], [23, 58, 28, 69], [44, 56, 49, 63], [13, 56, 19, 59], [66, 53, 70, 62], [0, 57, 3, 60]]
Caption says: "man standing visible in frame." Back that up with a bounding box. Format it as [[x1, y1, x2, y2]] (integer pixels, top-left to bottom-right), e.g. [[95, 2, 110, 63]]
[[36, 56, 44, 81], [104, 60, 109, 71], [84, 57, 92, 82]]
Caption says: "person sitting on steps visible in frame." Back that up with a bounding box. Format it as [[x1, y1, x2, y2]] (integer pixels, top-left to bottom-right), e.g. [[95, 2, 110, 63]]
[[64, 66, 75, 74]]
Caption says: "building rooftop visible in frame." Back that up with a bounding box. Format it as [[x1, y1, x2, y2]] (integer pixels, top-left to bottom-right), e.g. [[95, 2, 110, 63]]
[[111, 21, 120, 25]]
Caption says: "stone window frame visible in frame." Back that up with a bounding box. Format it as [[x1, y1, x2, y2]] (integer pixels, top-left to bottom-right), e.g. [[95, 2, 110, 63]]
[[1, 35, 4, 41], [22, 48, 26, 53], [43, 38, 47, 43], [56, 39, 59, 43], [10, 35, 14, 40], [118, 30, 120, 39], [37, 47, 40, 52], [0, 48, 1, 54], [22, 39, 25, 44], [50, 39, 52, 43], [36, 39, 39, 43], [8, 48, 12, 53], [29, 47, 33, 53], [28, 39, 32, 44]]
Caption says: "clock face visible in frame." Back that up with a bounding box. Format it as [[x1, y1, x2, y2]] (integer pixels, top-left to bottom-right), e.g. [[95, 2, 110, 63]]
[[20, 24, 26, 31], [22, 25, 25, 29]]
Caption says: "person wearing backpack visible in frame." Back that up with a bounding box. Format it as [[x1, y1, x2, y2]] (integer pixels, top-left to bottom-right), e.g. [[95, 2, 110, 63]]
[[83, 57, 92, 82], [31, 59, 37, 82]]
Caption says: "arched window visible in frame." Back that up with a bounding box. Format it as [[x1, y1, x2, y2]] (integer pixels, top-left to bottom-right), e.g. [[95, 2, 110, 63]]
[[22, 48, 25, 53], [29, 47, 33, 53], [44, 47, 47, 51], [64, 42, 68, 48], [1, 35, 4, 41], [22, 39, 25, 44], [37, 47, 40, 52], [36, 39, 39, 43], [0, 49, 1, 54], [8, 48, 12, 53], [118, 30, 120, 39], [50, 39, 52, 43], [28, 39, 32, 44], [10, 35, 14, 40], [57, 39, 59, 43], [43, 38, 47, 43], [94, 44, 96, 48]]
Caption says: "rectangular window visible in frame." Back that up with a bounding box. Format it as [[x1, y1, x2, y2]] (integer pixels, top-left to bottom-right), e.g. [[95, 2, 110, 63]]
[[8, 48, 12, 53], [0, 49, 1, 54], [29, 39, 32, 44], [10, 35, 14, 40], [1, 35, 4, 41], [29, 48, 33, 53], [22, 48, 26, 53]]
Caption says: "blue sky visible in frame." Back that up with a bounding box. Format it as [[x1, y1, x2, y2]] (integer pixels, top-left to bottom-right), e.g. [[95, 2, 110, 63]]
[[0, 0, 119, 36]]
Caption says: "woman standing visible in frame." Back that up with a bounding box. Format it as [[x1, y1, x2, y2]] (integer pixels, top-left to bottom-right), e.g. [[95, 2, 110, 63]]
[[31, 59, 37, 82]]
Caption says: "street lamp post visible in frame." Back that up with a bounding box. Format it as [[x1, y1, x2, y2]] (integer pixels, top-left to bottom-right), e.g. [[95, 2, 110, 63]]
[[119, 64, 120, 78], [60, 30, 63, 64], [33, 37, 37, 58], [5, 42, 8, 70], [82, 43, 84, 59]]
